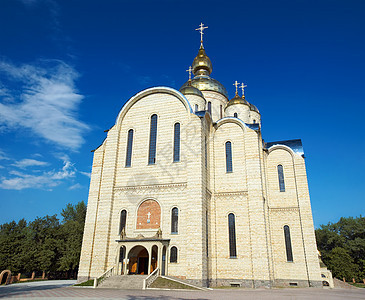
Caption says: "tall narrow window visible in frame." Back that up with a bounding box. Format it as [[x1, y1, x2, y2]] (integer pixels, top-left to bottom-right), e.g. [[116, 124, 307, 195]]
[[170, 246, 178, 263], [148, 114, 158, 164], [206, 210, 209, 257], [278, 165, 285, 192], [225, 141, 233, 173], [228, 213, 237, 258], [119, 210, 127, 234], [171, 207, 178, 234], [173, 123, 180, 162], [284, 225, 293, 262], [234, 112, 238, 118], [195, 104, 198, 112], [220, 105, 223, 119], [205, 137, 208, 167], [125, 129, 134, 167], [208, 102, 212, 115]]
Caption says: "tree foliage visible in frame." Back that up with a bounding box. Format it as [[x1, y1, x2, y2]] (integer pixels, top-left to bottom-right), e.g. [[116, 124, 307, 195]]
[[0, 201, 86, 278], [316, 216, 365, 281]]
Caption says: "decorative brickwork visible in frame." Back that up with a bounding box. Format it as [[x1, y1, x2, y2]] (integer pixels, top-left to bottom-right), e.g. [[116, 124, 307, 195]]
[[136, 200, 161, 229]]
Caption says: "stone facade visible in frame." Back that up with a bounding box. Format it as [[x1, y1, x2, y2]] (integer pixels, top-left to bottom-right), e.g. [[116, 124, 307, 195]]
[[78, 44, 322, 288]]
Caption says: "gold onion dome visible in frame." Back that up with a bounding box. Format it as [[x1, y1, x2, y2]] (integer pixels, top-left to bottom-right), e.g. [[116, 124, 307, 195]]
[[192, 45, 212, 76], [179, 85, 204, 98], [181, 45, 228, 98], [226, 94, 249, 108]]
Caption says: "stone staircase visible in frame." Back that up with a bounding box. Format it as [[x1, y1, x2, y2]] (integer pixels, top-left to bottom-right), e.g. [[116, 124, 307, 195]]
[[97, 275, 148, 289]]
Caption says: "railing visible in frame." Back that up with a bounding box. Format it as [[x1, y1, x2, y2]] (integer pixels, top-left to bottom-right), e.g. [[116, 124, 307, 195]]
[[143, 267, 159, 290], [93, 266, 115, 288]]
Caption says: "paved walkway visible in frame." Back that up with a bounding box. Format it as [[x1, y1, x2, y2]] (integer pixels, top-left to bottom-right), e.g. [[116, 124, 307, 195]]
[[0, 280, 365, 299]]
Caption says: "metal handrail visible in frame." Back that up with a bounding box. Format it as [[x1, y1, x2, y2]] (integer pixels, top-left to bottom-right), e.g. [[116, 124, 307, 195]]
[[143, 267, 159, 290]]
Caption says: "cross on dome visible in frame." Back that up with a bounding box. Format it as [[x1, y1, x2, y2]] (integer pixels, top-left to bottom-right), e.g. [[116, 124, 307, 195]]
[[233, 81, 240, 95], [186, 66, 192, 81], [240, 82, 247, 97], [196, 22, 208, 45]]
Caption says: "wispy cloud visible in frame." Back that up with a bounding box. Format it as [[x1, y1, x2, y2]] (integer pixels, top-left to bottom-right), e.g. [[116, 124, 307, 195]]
[[0, 149, 10, 161], [79, 171, 91, 178], [11, 158, 48, 169], [0, 158, 75, 190], [68, 183, 82, 190], [0, 60, 89, 150]]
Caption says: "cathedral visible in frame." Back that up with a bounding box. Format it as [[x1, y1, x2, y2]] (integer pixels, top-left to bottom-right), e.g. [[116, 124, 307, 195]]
[[78, 25, 322, 288]]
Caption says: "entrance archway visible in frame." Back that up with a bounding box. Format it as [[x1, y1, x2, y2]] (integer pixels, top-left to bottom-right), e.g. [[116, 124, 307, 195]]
[[128, 246, 149, 275]]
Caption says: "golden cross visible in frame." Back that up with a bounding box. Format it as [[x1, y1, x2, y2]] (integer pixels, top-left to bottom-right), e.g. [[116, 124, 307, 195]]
[[186, 66, 192, 80], [196, 22, 208, 44], [240, 82, 247, 97], [233, 81, 240, 95]]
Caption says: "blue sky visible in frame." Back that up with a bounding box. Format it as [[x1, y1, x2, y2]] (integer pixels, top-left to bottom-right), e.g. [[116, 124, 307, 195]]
[[0, 0, 364, 227]]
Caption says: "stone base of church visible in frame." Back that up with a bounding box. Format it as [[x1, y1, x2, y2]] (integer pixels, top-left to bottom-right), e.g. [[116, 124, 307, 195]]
[[207, 279, 271, 288], [273, 279, 323, 288]]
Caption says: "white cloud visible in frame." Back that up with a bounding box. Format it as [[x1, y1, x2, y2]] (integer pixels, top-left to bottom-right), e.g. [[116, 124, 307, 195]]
[[0, 60, 89, 150], [80, 171, 91, 178], [11, 158, 48, 169], [0, 149, 10, 160], [68, 183, 82, 190], [0, 158, 75, 190]]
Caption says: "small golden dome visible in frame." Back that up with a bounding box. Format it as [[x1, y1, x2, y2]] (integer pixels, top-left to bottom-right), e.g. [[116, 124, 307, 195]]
[[179, 85, 204, 98], [226, 94, 249, 108], [192, 45, 212, 76]]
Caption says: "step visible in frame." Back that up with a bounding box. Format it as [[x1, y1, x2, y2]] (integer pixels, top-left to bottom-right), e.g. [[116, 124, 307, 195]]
[[97, 275, 148, 289]]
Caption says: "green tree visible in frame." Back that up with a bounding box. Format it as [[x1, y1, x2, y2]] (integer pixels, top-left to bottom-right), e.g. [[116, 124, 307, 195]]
[[316, 216, 365, 282], [58, 201, 87, 278]]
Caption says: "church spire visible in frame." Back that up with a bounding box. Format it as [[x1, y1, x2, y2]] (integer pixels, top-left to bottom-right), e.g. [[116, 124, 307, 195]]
[[192, 23, 212, 76]]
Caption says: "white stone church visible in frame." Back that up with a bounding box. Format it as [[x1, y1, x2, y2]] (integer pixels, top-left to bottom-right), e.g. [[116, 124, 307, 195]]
[[78, 26, 322, 288]]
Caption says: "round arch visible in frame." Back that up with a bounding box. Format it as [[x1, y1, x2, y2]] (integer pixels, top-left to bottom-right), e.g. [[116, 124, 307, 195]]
[[267, 144, 296, 158], [127, 245, 149, 275], [115, 87, 193, 128]]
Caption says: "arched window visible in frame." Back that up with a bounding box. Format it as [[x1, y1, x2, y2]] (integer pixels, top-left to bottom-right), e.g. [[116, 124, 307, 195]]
[[148, 114, 158, 164], [195, 104, 198, 112], [277, 165, 285, 192], [234, 112, 238, 118], [171, 207, 178, 234], [253, 119, 256, 123], [119, 210, 127, 234], [228, 213, 237, 258], [170, 246, 178, 263], [125, 129, 134, 167], [173, 123, 180, 162], [225, 141, 233, 173], [220, 105, 223, 119], [284, 225, 293, 262], [207, 102, 212, 115]]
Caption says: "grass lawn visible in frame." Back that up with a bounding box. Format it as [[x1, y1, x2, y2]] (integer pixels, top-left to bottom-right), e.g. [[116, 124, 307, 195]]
[[74, 279, 94, 286], [149, 277, 198, 290]]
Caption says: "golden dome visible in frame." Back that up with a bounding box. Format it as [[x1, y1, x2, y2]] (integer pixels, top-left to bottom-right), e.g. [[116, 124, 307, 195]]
[[179, 85, 204, 98], [226, 94, 249, 108], [192, 45, 212, 76]]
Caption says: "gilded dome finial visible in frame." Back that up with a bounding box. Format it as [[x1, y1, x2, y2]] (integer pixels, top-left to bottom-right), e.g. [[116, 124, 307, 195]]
[[186, 66, 192, 85], [195, 22, 208, 47], [192, 24, 212, 77], [233, 81, 240, 96], [240, 82, 247, 99]]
